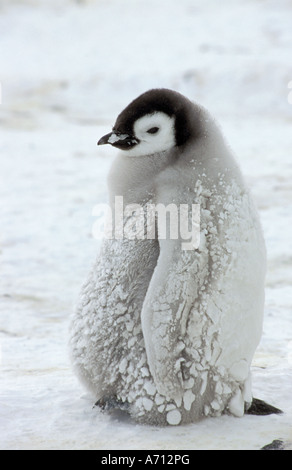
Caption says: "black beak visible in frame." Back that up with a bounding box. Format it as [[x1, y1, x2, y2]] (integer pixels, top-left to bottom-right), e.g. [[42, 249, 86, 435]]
[[97, 132, 114, 146], [97, 131, 138, 150]]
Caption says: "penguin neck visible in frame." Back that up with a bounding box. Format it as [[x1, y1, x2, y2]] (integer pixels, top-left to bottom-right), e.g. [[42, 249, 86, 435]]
[[180, 109, 245, 189], [107, 151, 173, 206]]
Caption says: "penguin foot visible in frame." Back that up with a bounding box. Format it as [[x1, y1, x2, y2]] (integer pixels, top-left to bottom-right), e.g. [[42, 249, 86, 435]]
[[94, 395, 129, 412], [245, 398, 282, 416]]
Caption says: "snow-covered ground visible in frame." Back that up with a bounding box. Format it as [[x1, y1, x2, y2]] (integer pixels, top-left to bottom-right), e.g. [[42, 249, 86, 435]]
[[0, 0, 291, 450]]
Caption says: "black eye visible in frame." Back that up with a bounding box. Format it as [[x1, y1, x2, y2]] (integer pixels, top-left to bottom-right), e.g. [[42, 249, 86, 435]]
[[147, 127, 159, 134]]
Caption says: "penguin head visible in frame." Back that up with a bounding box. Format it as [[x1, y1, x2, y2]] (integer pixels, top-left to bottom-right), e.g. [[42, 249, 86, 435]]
[[98, 89, 198, 157]]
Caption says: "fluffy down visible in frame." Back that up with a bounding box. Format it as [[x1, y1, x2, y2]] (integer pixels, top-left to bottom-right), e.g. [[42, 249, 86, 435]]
[[69, 92, 266, 425]]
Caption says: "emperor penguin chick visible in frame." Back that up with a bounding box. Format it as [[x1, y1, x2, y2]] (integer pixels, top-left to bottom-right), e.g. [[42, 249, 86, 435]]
[[69, 88, 269, 426]]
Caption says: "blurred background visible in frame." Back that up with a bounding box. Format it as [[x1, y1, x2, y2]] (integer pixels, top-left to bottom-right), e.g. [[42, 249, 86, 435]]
[[0, 0, 291, 450]]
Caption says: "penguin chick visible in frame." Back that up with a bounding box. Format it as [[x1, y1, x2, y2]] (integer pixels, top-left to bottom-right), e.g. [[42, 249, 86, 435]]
[[69, 88, 268, 426]]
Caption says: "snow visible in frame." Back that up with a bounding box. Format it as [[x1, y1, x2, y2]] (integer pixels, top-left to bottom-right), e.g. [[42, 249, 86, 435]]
[[167, 409, 182, 426], [227, 390, 244, 418], [0, 0, 292, 450]]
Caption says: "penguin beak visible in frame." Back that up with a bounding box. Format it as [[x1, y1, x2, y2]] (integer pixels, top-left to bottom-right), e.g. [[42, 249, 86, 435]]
[[97, 131, 138, 150]]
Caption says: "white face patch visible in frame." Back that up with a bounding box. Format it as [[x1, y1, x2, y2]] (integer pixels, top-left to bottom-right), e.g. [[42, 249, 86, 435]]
[[125, 112, 176, 157]]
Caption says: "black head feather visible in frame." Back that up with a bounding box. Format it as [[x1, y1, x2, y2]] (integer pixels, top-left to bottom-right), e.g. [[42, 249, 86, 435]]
[[113, 88, 200, 147]]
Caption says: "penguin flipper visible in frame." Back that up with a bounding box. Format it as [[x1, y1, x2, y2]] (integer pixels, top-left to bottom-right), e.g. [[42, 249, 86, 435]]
[[245, 397, 283, 415], [141, 236, 202, 400]]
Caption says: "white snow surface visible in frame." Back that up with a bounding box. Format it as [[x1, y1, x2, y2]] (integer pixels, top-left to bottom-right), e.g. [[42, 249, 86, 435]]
[[0, 0, 291, 450]]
